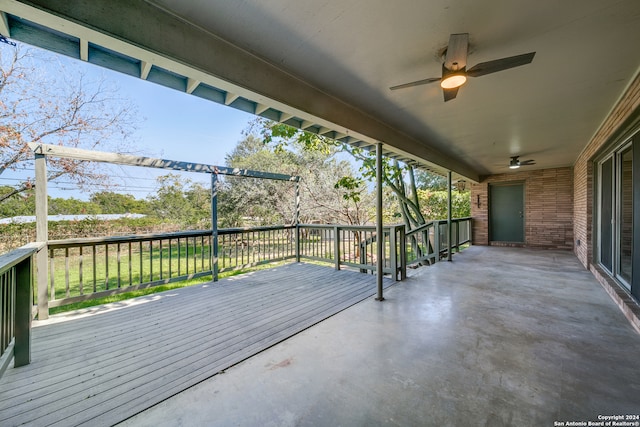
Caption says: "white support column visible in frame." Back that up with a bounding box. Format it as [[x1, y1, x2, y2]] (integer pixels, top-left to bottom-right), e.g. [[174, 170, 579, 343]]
[[34, 153, 48, 319], [376, 143, 384, 301]]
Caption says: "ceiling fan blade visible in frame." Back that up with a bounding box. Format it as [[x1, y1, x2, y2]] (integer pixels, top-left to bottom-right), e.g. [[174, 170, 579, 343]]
[[443, 87, 459, 102], [467, 52, 536, 77], [444, 33, 469, 70], [520, 160, 536, 166], [389, 77, 441, 90]]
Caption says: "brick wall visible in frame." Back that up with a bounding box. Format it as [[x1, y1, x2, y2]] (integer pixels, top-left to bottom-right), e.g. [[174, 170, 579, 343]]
[[471, 167, 573, 249], [573, 74, 640, 268]]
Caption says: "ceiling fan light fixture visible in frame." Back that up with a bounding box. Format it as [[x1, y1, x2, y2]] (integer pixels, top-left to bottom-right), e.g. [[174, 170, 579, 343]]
[[509, 157, 521, 169], [440, 74, 467, 89], [389, 34, 535, 101]]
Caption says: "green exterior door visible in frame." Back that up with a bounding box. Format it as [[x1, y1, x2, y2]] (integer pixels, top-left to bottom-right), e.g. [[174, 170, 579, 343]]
[[490, 183, 524, 243]]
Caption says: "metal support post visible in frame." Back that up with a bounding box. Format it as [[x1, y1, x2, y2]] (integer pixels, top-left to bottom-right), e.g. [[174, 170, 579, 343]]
[[447, 171, 453, 262], [375, 143, 384, 301]]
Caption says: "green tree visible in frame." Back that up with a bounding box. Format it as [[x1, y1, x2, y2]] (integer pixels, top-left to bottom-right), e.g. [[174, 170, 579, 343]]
[[147, 174, 210, 228], [415, 170, 448, 191], [90, 191, 149, 214], [418, 190, 471, 220], [223, 133, 374, 226], [254, 119, 425, 228], [253, 119, 474, 263], [48, 197, 100, 215], [0, 185, 34, 217]]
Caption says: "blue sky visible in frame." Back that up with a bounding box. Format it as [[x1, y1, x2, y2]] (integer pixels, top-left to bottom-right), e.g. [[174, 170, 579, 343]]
[[3, 42, 361, 202], [116, 74, 254, 165], [101, 72, 257, 199], [2, 43, 257, 200]]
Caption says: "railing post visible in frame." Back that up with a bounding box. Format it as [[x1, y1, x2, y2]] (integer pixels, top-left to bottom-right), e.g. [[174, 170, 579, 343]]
[[34, 150, 48, 320], [333, 225, 340, 270], [398, 225, 407, 280], [433, 223, 440, 264], [455, 220, 460, 253], [295, 181, 301, 263], [359, 231, 367, 274], [295, 225, 301, 262], [14, 255, 32, 367], [389, 226, 398, 281]]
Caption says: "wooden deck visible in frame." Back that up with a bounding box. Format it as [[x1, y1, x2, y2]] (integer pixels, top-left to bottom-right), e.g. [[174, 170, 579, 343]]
[[0, 263, 392, 427]]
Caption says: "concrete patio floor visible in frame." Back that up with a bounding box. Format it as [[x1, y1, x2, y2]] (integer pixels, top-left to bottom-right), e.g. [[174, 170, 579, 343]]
[[121, 246, 640, 427]]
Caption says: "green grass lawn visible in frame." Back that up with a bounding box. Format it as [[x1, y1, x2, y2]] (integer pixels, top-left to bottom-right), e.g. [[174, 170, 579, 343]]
[[49, 244, 213, 299], [49, 239, 297, 298], [49, 259, 291, 315]]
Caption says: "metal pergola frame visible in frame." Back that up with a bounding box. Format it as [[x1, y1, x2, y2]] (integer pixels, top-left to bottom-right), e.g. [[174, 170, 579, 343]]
[[28, 142, 301, 319], [28, 142, 454, 319]]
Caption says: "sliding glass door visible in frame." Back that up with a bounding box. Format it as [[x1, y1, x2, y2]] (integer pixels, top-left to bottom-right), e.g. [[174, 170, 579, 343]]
[[597, 135, 636, 294]]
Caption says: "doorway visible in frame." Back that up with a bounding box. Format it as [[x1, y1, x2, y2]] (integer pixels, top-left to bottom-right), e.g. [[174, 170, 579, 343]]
[[490, 183, 524, 243], [598, 135, 637, 299]]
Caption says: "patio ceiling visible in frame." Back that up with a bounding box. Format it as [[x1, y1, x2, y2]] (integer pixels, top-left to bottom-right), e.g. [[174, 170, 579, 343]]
[[2, 1, 640, 182]]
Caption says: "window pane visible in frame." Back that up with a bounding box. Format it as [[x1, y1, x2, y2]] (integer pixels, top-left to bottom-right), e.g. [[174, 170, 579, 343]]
[[619, 147, 633, 284]]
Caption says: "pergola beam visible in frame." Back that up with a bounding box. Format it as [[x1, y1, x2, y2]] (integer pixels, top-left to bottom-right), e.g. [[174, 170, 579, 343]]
[[28, 143, 300, 182]]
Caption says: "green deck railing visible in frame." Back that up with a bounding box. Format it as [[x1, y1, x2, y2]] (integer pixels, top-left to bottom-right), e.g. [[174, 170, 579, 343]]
[[0, 242, 40, 380], [0, 218, 471, 376], [405, 217, 472, 267]]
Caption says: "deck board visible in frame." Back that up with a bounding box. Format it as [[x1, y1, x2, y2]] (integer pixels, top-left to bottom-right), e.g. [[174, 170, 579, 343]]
[[0, 263, 392, 426]]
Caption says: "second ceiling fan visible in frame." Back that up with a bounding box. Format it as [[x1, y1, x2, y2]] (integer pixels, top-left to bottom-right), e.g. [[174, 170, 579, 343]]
[[390, 33, 536, 102]]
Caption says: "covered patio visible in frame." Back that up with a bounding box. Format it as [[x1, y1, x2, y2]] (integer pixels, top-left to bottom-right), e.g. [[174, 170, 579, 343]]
[[0, 263, 394, 426], [2, 246, 639, 426], [124, 246, 640, 426], [0, 2, 639, 425]]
